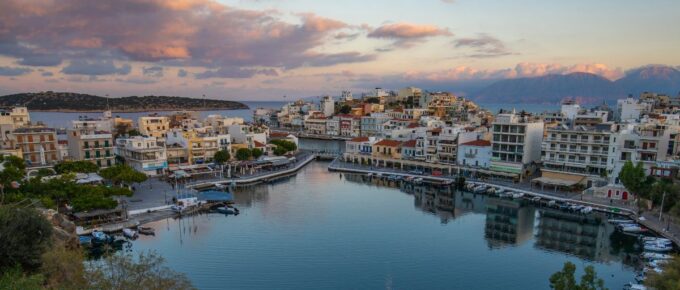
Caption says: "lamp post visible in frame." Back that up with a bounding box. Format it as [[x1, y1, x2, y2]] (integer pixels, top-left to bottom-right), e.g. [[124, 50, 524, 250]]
[[659, 191, 666, 221]]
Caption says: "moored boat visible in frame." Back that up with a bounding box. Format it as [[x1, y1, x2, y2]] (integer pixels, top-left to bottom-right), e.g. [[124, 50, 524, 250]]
[[79, 236, 92, 246], [643, 242, 673, 252], [137, 226, 155, 236], [122, 228, 138, 239], [641, 252, 672, 260]]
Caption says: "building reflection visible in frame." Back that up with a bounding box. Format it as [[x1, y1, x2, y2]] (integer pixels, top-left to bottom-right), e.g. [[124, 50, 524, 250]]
[[484, 197, 535, 248]]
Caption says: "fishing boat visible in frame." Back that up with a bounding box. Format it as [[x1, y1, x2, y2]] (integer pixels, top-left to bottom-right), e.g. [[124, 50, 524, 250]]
[[640, 236, 672, 245], [624, 282, 647, 290], [617, 223, 644, 233], [171, 205, 185, 213], [122, 228, 138, 239], [137, 226, 155, 236], [642, 252, 672, 260], [414, 177, 423, 184], [580, 206, 593, 214], [216, 206, 238, 215]]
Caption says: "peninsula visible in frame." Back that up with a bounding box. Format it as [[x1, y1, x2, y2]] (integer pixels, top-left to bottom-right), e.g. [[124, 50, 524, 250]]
[[0, 91, 249, 112]]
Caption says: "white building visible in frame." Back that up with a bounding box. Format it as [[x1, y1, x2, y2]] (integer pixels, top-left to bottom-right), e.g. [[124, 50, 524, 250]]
[[490, 113, 544, 179], [608, 122, 676, 183], [457, 139, 492, 168], [617, 97, 651, 123], [115, 136, 168, 176], [321, 96, 335, 117]]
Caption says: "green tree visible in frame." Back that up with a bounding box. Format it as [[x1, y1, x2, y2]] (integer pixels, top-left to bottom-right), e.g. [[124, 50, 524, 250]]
[[86, 251, 195, 290], [213, 150, 231, 165], [0, 206, 53, 272], [618, 161, 647, 198], [549, 262, 607, 290], [235, 148, 252, 161], [339, 104, 351, 114], [100, 164, 148, 187], [0, 266, 44, 290], [646, 255, 680, 290], [54, 161, 99, 174], [273, 146, 287, 156], [252, 148, 263, 159]]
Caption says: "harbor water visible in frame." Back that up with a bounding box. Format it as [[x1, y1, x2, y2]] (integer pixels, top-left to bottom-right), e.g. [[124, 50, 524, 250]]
[[127, 162, 640, 290]]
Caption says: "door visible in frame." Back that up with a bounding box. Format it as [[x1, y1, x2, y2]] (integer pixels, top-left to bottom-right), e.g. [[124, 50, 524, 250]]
[[607, 189, 612, 198], [622, 191, 628, 200]]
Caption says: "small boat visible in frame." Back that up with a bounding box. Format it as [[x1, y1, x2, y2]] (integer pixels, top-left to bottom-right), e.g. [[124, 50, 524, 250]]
[[79, 236, 92, 246], [414, 178, 423, 184], [215, 183, 227, 190], [387, 175, 398, 181], [642, 252, 672, 260], [547, 200, 556, 207], [624, 282, 647, 290], [642, 266, 664, 274], [171, 205, 185, 213], [646, 260, 668, 268], [122, 228, 138, 239], [375, 173, 383, 178], [91, 231, 111, 245], [634, 273, 646, 283], [640, 236, 672, 244], [580, 206, 593, 214], [473, 185, 487, 193], [644, 242, 673, 252], [511, 192, 524, 199], [486, 187, 496, 194], [137, 226, 155, 236], [367, 173, 374, 178], [608, 218, 634, 224], [617, 223, 644, 233], [216, 206, 239, 215]]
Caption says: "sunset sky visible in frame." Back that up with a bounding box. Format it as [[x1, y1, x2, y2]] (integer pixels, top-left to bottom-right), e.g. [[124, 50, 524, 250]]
[[0, 0, 678, 100]]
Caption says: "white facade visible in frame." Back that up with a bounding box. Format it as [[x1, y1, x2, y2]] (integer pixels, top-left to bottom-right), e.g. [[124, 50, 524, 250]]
[[490, 113, 544, 176], [115, 136, 168, 176], [617, 97, 651, 123], [457, 140, 492, 168], [321, 96, 335, 117]]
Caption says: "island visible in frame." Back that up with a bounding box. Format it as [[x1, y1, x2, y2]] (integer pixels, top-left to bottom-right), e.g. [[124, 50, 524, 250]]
[[0, 91, 249, 112]]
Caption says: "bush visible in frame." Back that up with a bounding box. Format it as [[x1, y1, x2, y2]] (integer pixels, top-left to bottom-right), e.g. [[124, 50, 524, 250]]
[[235, 148, 252, 161], [54, 161, 99, 174], [0, 206, 53, 272], [87, 251, 195, 290], [213, 150, 231, 164], [252, 148, 263, 159]]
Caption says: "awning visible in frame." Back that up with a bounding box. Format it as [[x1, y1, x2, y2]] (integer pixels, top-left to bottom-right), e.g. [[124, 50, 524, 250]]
[[531, 177, 581, 187]]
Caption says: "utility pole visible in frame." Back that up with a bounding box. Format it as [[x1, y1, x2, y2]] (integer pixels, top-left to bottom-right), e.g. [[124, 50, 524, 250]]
[[659, 191, 666, 221]]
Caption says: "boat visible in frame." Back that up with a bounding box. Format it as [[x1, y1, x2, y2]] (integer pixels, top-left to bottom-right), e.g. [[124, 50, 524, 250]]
[[547, 200, 556, 207], [531, 196, 541, 203], [386, 175, 398, 181], [91, 231, 111, 245], [171, 205, 185, 212], [624, 282, 647, 290], [137, 226, 155, 236], [609, 218, 634, 224], [617, 223, 644, 233], [643, 267, 664, 274], [647, 260, 668, 268], [375, 173, 383, 178], [414, 178, 423, 184], [580, 206, 593, 214], [79, 236, 92, 246], [216, 206, 239, 215], [640, 236, 672, 245], [367, 173, 373, 178], [473, 185, 487, 193], [634, 273, 646, 283], [486, 187, 496, 194], [511, 192, 524, 199], [122, 228, 138, 239], [643, 242, 673, 252], [642, 252, 672, 260], [215, 183, 227, 190]]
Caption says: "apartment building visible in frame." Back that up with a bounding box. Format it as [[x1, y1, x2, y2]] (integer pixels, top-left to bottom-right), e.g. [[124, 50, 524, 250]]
[[138, 115, 169, 138], [338, 115, 361, 137], [115, 136, 168, 176], [538, 124, 613, 188], [12, 127, 60, 166], [304, 117, 327, 135], [608, 122, 676, 181], [457, 139, 492, 168], [67, 128, 115, 168], [490, 113, 544, 179], [360, 113, 392, 136], [326, 117, 339, 136]]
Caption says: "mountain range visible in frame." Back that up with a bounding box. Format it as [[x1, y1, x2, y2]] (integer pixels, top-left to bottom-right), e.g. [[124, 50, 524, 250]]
[[472, 65, 680, 104]]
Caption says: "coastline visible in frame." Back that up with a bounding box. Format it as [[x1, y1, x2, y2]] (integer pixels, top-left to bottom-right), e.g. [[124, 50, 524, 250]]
[[23, 106, 250, 113]]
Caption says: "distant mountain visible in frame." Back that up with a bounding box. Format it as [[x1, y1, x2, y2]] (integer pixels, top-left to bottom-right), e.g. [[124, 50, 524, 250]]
[[471, 65, 680, 104], [0, 92, 249, 112], [614, 65, 680, 96], [474, 72, 622, 104]]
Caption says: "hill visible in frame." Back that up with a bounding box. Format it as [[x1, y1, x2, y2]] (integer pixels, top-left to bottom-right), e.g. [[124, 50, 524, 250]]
[[471, 65, 680, 104], [0, 92, 249, 112]]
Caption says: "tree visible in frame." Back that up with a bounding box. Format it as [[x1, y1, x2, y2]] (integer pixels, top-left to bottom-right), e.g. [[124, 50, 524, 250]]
[[86, 251, 195, 290], [100, 164, 148, 187], [618, 160, 647, 198], [235, 148, 252, 161], [0, 266, 44, 290], [0, 206, 53, 273], [40, 247, 87, 290], [54, 160, 99, 174], [252, 148, 263, 159], [273, 146, 287, 156], [339, 104, 351, 114], [127, 129, 142, 137], [646, 255, 680, 290], [213, 150, 231, 165], [549, 262, 607, 290]]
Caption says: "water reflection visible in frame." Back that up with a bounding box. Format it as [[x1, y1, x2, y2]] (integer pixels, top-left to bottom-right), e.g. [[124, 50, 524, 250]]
[[340, 173, 641, 267]]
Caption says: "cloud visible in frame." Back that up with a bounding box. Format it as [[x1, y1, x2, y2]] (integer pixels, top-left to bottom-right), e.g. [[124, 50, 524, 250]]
[[41, 71, 54, 77], [61, 60, 131, 76], [194, 67, 279, 79], [142, 66, 164, 77], [0, 0, 373, 76], [177, 69, 188, 78], [116, 77, 158, 84], [302, 52, 377, 67], [454, 34, 513, 58], [0, 66, 32, 76], [368, 22, 452, 48]]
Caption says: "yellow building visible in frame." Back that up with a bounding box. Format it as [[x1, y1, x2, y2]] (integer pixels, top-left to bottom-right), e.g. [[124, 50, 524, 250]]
[[138, 116, 169, 138], [372, 139, 402, 159]]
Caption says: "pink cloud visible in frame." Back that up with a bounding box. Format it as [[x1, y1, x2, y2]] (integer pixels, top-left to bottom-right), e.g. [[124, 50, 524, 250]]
[[368, 22, 452, 48]]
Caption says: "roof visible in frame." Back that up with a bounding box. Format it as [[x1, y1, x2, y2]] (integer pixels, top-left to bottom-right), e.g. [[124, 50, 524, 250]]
[[349, 136, 369, 142], [58, 140, 68, 145], [374, 139, 401, 147], [402, 140, 417, 147], [270, 132, 291, 138], [428, 128, 442, 133], [460, 139, 491, 147], [254, 140, 266, 148], [407, 123, 420, 129]]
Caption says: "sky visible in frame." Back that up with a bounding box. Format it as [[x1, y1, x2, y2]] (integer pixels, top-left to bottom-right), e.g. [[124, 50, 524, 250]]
[[0, 0, 678, 100]]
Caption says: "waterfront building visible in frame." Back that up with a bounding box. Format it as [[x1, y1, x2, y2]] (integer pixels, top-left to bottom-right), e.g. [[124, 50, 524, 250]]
[[115, 136, 168, 176], [138, 115, 169, 139], [11, 126, 60, 167], [228, 124, 268, 148], [608, 122, 676, 182], [166, 129, 219, 164], [490, 112, 544, 180], [304, 115, 327, 135], [57, 140, 69, 160], [67, 127, 115, 168], [536, 124, 613, 189], [0, 106, 30, 127], [457, 139, 492, 168], [338, 114, 361, 137], [372, 139, 402, 160], [360, 113, 392, 137], [72, 112, 114, 132], [325, 117, 339, 136]]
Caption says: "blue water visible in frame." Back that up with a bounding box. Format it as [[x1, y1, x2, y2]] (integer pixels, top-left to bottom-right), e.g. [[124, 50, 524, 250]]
[[28, 101, 286, 128], [128, 162, 639, 290]]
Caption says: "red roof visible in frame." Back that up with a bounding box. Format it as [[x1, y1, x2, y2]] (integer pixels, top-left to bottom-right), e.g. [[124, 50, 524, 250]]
[[349, 136, 369, 142], [460, 139, 491, 147], [402, 139, 417, 147], [254, 140, 266, 147], [374, 139, 401, 147], [407, 123, 420, 129], [270, 132, 290, 138]]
